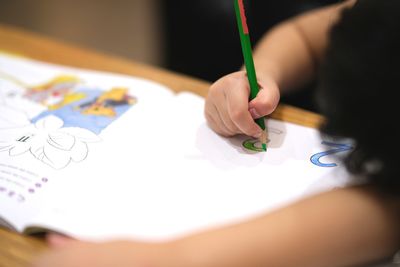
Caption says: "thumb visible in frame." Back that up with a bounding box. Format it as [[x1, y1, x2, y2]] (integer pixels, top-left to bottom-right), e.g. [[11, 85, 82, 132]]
[[248, 88, 280, 119]]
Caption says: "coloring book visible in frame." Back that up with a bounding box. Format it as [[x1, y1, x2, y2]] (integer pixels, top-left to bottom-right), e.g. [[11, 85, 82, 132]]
[[0, 53, 359, 241]]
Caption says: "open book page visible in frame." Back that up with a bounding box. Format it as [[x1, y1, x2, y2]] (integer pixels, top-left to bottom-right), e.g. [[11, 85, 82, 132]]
[[0, 53, 363, 242], [25, 92, 361, 242], [0, 53, 175, 232]]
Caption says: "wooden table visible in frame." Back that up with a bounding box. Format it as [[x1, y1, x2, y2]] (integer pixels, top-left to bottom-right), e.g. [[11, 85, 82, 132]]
[[0, 23, 324, 267]]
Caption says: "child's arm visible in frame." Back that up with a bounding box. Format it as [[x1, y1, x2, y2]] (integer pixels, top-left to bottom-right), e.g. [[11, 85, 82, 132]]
[[174, 186, 400, 267], [253, 0, 356, 93], [33, 186, 400, 267], [204, 0, 355, 138]]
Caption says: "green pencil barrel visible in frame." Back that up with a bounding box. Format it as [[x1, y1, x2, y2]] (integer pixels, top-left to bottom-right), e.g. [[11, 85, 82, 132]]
[[242, 34, 259, 100], [256, 117, 265, 130], [234, 0, 265, 131]]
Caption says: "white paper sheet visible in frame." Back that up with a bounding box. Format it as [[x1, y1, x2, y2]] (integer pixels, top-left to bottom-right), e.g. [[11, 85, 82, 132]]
[[0, 54, 360, 241]]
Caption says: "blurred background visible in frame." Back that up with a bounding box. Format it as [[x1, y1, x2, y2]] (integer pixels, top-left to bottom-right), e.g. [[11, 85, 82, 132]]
[[0, 0, 340, 111]]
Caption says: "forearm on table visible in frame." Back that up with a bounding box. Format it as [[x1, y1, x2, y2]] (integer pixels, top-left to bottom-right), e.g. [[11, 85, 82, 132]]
[[166, 186, 400, 267], [252, 0, 355, 93]]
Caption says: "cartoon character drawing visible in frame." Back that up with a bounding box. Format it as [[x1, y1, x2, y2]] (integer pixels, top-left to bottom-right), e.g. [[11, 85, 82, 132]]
[[77, 87, 137, 117], [0, 113, 100, 169], [48, 92, 86, 110], [1, 74, 137, 169], [24, 75, 80, 107]]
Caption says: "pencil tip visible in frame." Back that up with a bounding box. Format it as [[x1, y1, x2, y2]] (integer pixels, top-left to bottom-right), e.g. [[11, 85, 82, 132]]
[[262, 143, 267, 152]]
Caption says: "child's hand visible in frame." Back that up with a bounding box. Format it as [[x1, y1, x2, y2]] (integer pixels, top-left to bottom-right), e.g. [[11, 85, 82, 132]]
[[31, 234, 170, 267], [205, 71, 280, 137]]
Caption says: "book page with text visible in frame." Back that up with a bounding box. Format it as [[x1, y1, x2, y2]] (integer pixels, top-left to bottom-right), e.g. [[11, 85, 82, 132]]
[[0, 53, 175, 233]]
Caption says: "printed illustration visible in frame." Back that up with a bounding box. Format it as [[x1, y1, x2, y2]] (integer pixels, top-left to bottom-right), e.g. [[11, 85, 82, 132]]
[[0, 73, 137, 169], [32, 86, 137, 134], [23, 75, 81, 107]]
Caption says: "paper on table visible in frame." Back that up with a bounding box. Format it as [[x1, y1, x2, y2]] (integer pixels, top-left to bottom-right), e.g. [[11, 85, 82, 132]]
[[0, 53, 360, 242], [27, 92, 358, 242], [0, 53, 175, 232]]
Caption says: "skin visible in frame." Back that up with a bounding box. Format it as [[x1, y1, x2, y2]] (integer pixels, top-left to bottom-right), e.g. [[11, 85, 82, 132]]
[[204, 0, 355, 138], [33, 186, 400, 267], [32, 1, 400, 266]]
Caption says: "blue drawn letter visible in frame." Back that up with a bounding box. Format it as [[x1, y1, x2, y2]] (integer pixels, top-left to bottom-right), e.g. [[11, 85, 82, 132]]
[[310, 141, 353, 167]]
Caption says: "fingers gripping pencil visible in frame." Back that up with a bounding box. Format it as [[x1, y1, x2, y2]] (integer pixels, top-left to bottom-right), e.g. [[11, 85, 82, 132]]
[[234, 0, 267, 151]]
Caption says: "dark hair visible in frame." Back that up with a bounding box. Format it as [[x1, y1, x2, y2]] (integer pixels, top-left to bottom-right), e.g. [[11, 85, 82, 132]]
[[317, 0, 400, 194]]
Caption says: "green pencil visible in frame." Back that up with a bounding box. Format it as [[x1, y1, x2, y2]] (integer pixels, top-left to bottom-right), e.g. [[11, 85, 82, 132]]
[[234, 0, 267, 151], [234, 0, 267, 152]]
